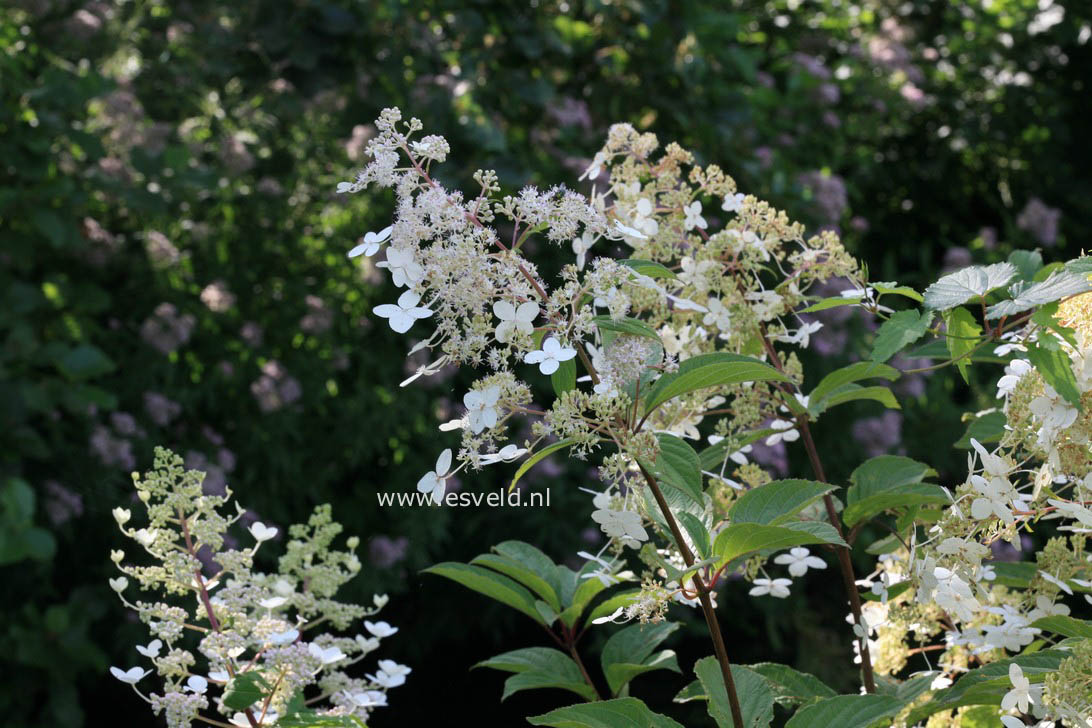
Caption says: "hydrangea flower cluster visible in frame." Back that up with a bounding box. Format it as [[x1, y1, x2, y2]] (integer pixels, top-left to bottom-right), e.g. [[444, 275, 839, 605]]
[[108, 447, 406, 727]]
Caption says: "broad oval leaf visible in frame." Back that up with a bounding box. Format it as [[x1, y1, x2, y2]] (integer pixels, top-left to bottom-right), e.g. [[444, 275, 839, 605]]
[[808, 384, 899, 416], [784, 694, 906, 728], [476, 647, 597, 702], [423, 562, 546, 625], [1026, 339, 1082, 408], [510, 438, 580, 491], [714, 521, 846, 564], [593, 315, 661, 340], [747, 662, 836, 707], [986, 269, 1092, 319], [844, 456, 944, 527], [528, 697, 685, 728], [870, 309, 932, 363], [551, 358, 577, 396], [808, 362, 899, 404], [643, 352, 791, 415], [728, 479, 834, 526], [642, 433, 703, 506], [619, 259, 677, 279], [923, 262, 1016, 310], [694, 657, 772, 728], [600, 622, 680, 695]]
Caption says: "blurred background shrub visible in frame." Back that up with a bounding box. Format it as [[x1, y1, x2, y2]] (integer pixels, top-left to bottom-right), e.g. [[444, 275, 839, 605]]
[[0, 0, 1086, 724]]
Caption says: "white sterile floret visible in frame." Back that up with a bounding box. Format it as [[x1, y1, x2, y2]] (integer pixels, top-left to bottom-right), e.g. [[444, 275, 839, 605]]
[[463, 385, 501, 434], [683, 200, 707, 230], [373, 290, 433, 334], [996, 358, 1032, 398], [376, 247, 424, 288], [416, 449, 452, 504], [348, 225, 393, 258], [749, 578, 792, 598], [308, 643, 346, 665], [479, 444, 528, 465], [249, 522, 278, 542], [773, 547, 827, 577], [765, 419, 799, 446], [110, 666, 150, 684], [722, 192, 745, 213], [364, 620, 399, 638], [524, 337, 577, 375], [185, 675, 208, 695], [493, 300, 539, 343], [136, 639, 162, 658], [590, 492, 647, 547], [1001, 663, 1038, 713], [572, 230, 596, 270], [113, 507, 131, 525], [371, 659, 411, 688]]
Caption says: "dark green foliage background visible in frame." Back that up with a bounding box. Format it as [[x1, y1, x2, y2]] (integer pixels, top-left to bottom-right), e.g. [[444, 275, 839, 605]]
[[0, 0, 1086, 725]]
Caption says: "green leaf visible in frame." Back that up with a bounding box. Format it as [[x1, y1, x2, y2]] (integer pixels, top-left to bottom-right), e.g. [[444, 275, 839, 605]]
[[510, 438, 579, 491], [642, 433, 703, 506], [672, 680, 707, 703], [471, 543, 562, 613], [53, 344, 116, 381], [423, 562, 545, 625], [551, 358, 577, 396], [528, 697, 685, 728], [476, 647, 597, 702], [619, 259, 677, 279], [986, 269, 1092, 319], [728, 479, 834, 526], [593, 315, 661, 340], [1026, 339, 1082, 408], [798, 297, 859, 314], [600, 622, 681, 695], [223, 671, 270, 711], [584, 589, 642, 625], [905, 650, 1067, 722], [870, 309, 932, 363], [871, 282, 923, 302], [944, 307, 982, 383], [923, 263, 1017, 310], [809, 362, 900, 404], [559, 571, 611, 629], [278, 713, 368, 727], [714, 521, 846, 564], [809, 384, 900, 415], [844, 456, 945, 527], [954, 410, 1007, 449], [1029, 615, 1092, 638], [989, 561, 1038, 588], [643, 352, 791, 415], [694, 658, 772, 728], [785, 694, 906, 728], [746, 663, 836, 707], [1008, 249, 1044, 281], [678, 512, 711, 559]]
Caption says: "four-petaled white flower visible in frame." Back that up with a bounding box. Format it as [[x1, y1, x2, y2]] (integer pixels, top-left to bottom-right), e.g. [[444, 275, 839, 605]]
[[464, 386, 501, 434], [493, 300, 539, 343], [773, 547, 827, 577], [377, 247, 424, 288], [1001, 663, 1037, 713], [259, 596, 287, 609], [591, 493, 648, 547], [722, 192, 745, 213], [572, 230, 596, 270], [702, 298, 732, 333], [109, 576, 128, 593], [524, 337, 577, 375], [249, 522, 278, 542], [416, 449, 452, 504], [136, 639, 162, 658], [372, 659, 412, 688], [683, 201, 707, 230], [479, 444, 528, 465], [373, 290, 434, 334], [776, 320, 824, 349], [110, 666, 151, 684], [632, 198, 659, 237], [186, 675, 208, 695], [134, 528, 157, 547], [765, 419, 799, 446], [348, 225, 393, 258], [113, 507, 131, 525], [996, 359, 1031, 398], [348, 691, 388, 708], [749, 577, 792, 598], [308, 643, 346, 665], [365, 620, 399, 638], [269, 629, 299, 645]]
